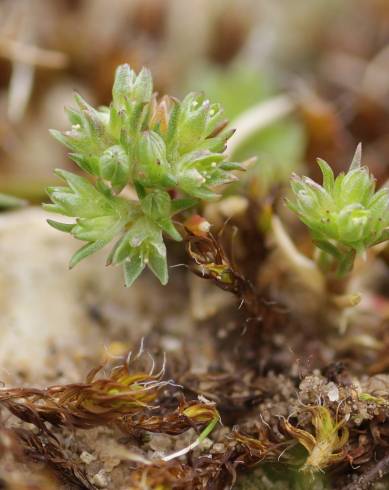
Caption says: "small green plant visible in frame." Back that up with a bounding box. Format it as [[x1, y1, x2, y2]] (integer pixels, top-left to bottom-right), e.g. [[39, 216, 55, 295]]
[[287, 145, 389, 276], [44, 64, 243, 286]]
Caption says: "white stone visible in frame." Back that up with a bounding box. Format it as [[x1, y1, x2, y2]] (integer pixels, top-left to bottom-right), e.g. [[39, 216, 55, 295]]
[[327, 382, 339, 402], [0, 208, 190, 383]]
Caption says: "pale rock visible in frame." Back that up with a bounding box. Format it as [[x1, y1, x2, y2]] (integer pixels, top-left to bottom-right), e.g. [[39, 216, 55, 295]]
[[91, 469, 108, 488], [0, 208, 191, 383]]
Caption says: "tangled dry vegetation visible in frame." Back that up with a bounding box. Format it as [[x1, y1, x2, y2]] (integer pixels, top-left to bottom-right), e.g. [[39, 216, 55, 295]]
[[1, 214, 389, 489]]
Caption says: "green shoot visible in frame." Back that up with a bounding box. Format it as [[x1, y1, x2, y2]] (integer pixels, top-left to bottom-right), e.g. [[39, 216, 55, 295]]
[[44, 64, 243, 286], [287, 145, 389, 276]]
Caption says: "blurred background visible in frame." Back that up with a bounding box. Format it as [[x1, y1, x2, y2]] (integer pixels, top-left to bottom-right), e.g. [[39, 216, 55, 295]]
[[0, 0, 388, 204]]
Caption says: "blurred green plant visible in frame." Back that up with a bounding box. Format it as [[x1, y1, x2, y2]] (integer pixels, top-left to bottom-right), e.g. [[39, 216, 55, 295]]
[[238, 121, 305, 199], [0, 192, 26, 209], [193, 65, 306, 198], [44, 64, 243, 286], [192, 65, 273, 120], [287, 145, 389, 276]]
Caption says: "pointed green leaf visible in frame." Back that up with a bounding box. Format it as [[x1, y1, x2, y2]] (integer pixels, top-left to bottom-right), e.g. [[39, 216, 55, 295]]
[[112, 64, 135, 107], [159, 218, 182, 241], [132, 67, 153, 103], [147, 245, 168, 285], [219, 161, 245, 171], [47, 219, 74, 233], [171, 198, 198, 214], [49, 129, 74, 150], [68, 153, 89, 172], [317, 158, 334, 192], [123, 254, 145, 287], [349, 143, 362, 170], [69, 239, 109, 269]]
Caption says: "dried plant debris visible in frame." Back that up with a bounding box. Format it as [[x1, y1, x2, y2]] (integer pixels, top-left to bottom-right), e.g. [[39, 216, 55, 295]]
[[124, 399, 219, 436], [185, 219, 282, 327], [0, 352, 389, 489], [232, 427, 285, 465], [0, 355, 170, 431], [0, 353, 227, 489], [185, 219, 252, 295], [0, 348, 387, 489], [283, 405, 350, 473], [128, 460, 195, 489], [0, 420, 93, 489], [12, 428, 94, 489]]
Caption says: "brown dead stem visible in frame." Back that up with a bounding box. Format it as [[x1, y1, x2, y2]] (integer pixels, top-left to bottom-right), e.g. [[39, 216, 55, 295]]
[[185, 228, 281, 327], [341, 451, 389, 490], [232, 426, 284, 464], [122, 400, 219, 435]]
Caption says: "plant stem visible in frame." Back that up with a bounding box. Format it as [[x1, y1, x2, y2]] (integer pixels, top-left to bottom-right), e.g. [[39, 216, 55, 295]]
[[341, 452, 389, 490], [162, 417, 219, 462], [271, 216, 325, 295], [315, 247, 334, 274]]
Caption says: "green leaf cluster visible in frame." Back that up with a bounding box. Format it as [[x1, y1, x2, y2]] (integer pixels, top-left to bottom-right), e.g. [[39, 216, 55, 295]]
[[45, 64, 241, 286], [287, 145, 389, 275]]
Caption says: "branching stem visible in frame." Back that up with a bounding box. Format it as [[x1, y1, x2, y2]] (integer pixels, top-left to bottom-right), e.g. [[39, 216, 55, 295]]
[[341, 452, 389, 490]]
